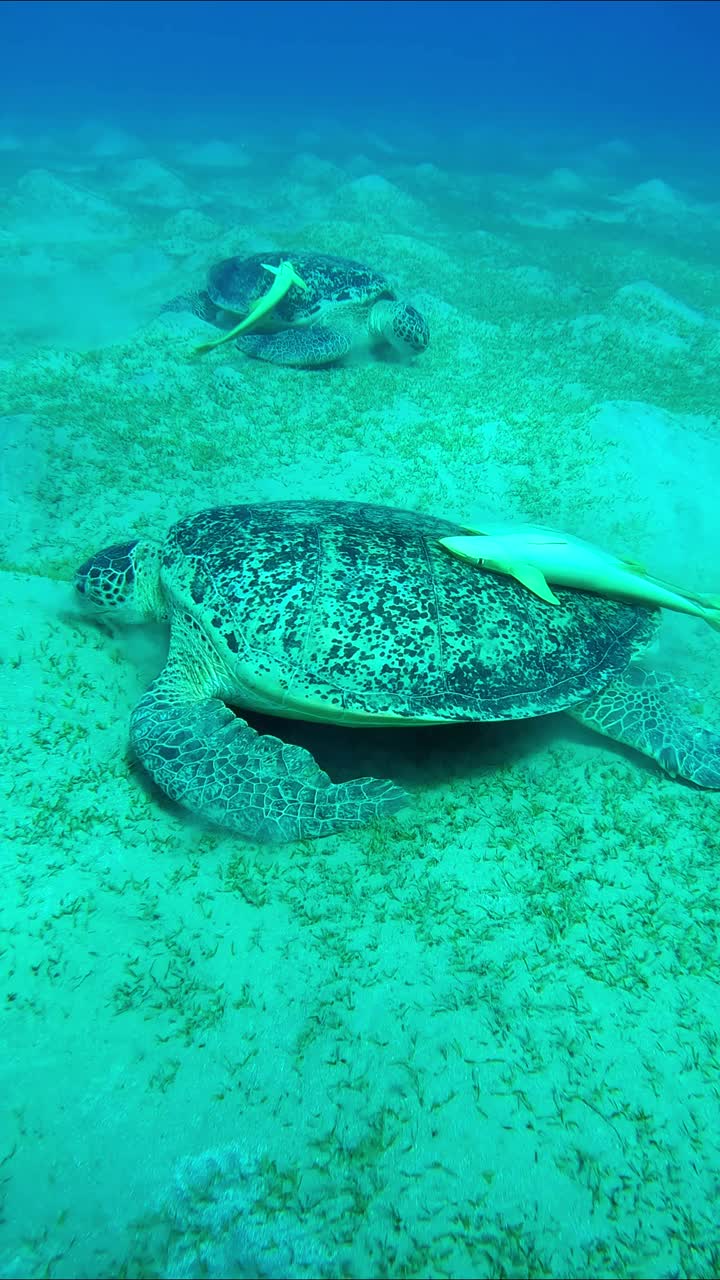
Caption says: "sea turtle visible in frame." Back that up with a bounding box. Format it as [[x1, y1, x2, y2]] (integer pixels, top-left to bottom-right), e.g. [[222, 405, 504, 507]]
[[74, 499, 720, 843], [161, 251, 430, 367]]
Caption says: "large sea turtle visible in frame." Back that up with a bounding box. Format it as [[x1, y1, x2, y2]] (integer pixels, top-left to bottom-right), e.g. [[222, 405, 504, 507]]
[[161, 251, 430, 367], [74, 500, 720, 842]]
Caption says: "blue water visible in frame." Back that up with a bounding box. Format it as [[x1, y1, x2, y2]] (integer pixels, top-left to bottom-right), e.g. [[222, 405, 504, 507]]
[[3, 3, 720, 1278], [4, 0, 720, 147]]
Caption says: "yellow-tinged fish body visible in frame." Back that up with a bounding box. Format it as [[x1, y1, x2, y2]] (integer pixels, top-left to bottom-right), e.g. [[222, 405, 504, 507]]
[[195, 260, 308, 354], [439, 523, 720, 631]]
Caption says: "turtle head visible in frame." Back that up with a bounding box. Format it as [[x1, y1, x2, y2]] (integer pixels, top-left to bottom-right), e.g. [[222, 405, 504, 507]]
[[74, 538, 165, 619], [369, 300, 430, 357]]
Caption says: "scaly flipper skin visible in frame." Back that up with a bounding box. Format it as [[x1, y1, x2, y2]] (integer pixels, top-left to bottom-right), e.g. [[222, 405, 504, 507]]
[[568, 666, 720, 788], [129, 663, 408, 842], [235, 326, 351, 368]]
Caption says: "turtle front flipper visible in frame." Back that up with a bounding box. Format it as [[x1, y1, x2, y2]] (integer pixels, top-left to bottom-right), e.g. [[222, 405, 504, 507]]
[[567, 665, 720, 788], [235, 326, 351, 368], [130, 669, 407, 841]]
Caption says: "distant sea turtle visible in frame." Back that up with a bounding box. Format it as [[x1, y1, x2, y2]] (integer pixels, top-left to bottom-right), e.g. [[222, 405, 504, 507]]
[[75, 500, 720, 842], [161, 251, 430, 367]]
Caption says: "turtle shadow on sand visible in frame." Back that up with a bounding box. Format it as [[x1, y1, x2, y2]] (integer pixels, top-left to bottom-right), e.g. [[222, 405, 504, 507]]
[[259, 711, 690, 794], [235, 712, 545, 791]]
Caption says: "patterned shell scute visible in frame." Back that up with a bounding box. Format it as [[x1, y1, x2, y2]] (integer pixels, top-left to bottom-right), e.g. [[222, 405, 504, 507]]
[[160, 501, 658, 723], [206, 252, 392, 324]]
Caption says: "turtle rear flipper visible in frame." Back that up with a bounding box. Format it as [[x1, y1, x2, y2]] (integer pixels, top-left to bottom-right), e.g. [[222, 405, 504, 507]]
[[130, 670, 408, 842], [568, 666, 720, 788], [236, 326, 351, 368]]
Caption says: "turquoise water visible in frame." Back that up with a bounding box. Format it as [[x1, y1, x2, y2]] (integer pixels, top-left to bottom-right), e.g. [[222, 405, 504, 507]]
[[2, 2, 720, 1276]]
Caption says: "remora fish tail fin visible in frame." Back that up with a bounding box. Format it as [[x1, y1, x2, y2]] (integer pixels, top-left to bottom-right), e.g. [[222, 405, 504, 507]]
[[698, 595, 720, 632]]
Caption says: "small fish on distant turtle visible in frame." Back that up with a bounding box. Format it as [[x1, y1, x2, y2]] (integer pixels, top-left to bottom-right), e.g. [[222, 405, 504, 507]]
[[161, 250, 430, 367]]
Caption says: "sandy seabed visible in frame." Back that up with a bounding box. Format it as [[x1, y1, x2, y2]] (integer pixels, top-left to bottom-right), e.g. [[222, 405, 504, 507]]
[[1, 121, 720, 1278]]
